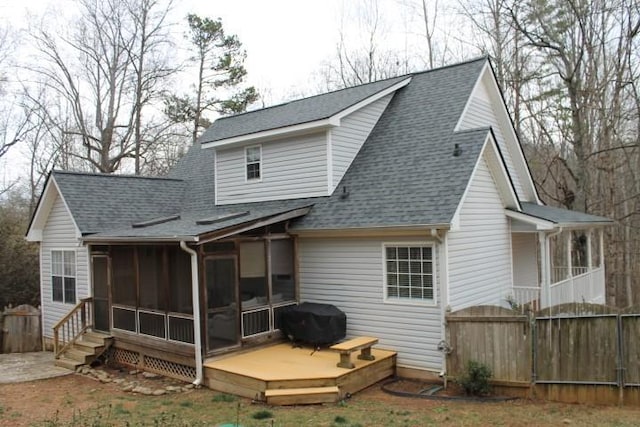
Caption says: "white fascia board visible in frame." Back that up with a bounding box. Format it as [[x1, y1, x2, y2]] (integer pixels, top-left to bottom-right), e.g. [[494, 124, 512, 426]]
[[26, 176, 82, 241], [505, 210, 555, 230], [201, 77, 411, 151], [332, 77, 412, 121], [201, 119, 337, 149], [480, 62, 541, 204], [483, 133, 520, 210]]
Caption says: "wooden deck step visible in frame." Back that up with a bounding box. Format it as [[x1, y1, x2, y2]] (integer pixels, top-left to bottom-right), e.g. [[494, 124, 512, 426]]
[[265, 386, 340, 405], [82, 331, 113, 344], [65, 347, 95, 364], [54, 356, 83, 370]]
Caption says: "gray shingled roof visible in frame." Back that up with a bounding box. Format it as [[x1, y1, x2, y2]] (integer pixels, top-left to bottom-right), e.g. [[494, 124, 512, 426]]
[[517, 202, 613, 225], [291, 59, 488, 230], [53, 171, 186, 235], [47, 57, 508, 240], [199, 76, 408, 143]]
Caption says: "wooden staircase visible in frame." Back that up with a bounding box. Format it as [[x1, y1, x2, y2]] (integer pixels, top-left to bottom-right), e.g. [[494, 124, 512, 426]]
[[52, 297, 113, 370], [264, 386, 341, 405], [54, 330, 113, 370]]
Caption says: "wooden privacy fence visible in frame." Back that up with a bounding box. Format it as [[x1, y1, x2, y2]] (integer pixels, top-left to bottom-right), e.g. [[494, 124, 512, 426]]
[[1, 304, 42, 353], [445, 303, 640, 405]]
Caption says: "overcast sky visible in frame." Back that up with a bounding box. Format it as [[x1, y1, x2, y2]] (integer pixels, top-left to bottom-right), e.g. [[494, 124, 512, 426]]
[[0, 0, 462, 185]]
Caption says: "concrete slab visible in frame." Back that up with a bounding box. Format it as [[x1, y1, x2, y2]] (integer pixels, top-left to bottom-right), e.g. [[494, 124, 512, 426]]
[[0, 351, 71, 383]]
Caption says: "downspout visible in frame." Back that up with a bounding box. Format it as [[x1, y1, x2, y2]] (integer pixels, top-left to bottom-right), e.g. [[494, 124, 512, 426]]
[[180, 241, 203, 386]]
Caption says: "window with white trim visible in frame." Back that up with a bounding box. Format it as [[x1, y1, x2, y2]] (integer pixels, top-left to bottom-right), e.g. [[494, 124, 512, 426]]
[[384, 245, 434, 302], [245, 145, 261, 181], [52, 250, 76, 304]]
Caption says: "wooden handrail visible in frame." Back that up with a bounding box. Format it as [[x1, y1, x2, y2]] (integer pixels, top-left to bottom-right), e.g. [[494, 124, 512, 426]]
[[52, 297, 93, 359]]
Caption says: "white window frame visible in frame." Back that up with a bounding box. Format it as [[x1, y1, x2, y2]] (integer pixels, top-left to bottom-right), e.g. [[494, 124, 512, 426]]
[[245, 145, 262, 182], [51, 249, 77, 304], [382, 242, 437, 306]]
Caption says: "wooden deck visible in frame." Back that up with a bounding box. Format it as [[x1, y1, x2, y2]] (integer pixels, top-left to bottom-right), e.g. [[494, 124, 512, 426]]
[[203, 342, 396, 405]]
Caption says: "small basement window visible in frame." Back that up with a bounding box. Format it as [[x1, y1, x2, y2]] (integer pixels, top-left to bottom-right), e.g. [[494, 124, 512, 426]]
[[245, 145, 261, 181], [384, 244, 435, 303], [51, 250, 76, 304]]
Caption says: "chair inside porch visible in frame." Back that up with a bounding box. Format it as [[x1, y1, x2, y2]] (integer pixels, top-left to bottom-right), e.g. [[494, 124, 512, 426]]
[[203, 342, 396, 405]]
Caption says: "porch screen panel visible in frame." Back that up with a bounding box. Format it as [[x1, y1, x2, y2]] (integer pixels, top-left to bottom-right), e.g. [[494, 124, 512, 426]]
[[139, 246, 166, 311], [111, 246, 136, 306], [270, 239, 295, 302], [168, 247, 193, 314], [139, 310, 166, 339], [239, 242, 267, 306]]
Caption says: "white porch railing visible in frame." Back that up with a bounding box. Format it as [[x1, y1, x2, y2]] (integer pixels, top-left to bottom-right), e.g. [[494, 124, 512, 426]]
[[512, 266, 605, 309], [549, 266, 605, 306]]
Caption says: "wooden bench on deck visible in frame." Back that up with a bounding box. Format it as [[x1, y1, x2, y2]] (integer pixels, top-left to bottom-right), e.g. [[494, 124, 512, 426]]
[[330, 336, 378, 369]]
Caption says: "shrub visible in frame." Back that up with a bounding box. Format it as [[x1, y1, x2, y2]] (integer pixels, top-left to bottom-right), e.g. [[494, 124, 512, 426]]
[[252, 409, 273, 419], [456, 360, 492, 396]]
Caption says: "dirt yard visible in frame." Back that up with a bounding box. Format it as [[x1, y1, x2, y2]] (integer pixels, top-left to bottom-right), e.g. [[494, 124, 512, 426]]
[[1, 370, 639, 426]]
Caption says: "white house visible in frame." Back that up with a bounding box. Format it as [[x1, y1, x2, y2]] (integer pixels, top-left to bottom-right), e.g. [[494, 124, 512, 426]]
[[27, 56, 611, 385]]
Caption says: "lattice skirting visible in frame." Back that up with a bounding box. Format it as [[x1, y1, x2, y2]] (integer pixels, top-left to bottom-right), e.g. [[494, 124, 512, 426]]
[[107, 348, 196, 382]]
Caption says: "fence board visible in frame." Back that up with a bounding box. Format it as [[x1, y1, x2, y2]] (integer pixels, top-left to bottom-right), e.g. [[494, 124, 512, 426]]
[[445, 306, 531, 384], [535, 304, 618, 384], [621, 309, 640, 386], [2, 305, 42, 353]]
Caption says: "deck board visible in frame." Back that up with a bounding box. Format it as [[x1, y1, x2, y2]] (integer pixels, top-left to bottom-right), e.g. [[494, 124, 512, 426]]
[[204, 343, 396, 381]]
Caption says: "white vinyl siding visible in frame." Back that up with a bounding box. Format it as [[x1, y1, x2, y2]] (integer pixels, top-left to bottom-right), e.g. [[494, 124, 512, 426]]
[[41, 193, 89, 338], [298, 237, 443, 371], [512, 233, 539, 287], [216, 132, 327, 204], [447, 155, 512, 310], [330, 93, 392, 191], [458, 82, 525, 199]]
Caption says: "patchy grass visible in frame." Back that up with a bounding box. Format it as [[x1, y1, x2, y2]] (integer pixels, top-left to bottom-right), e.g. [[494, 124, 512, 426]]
[[1, 375, 640, 426]]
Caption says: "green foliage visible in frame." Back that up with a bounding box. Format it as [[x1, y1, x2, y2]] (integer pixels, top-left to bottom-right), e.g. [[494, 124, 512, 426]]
[[165, 13, 258, 140], [212, 393, 237, 403], [251, 409, 273, 419], [0, 193, 39, 309], [334, 415, 348, 423], [456, 360, 493, 396]]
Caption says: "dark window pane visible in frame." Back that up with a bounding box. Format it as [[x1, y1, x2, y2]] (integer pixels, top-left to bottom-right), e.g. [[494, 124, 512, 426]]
[[410, 247, 421, 259], [386, 247, 397, 260], [64, 277, 76, 303], [397, 247, 409, 260], [386, 261, 397, 273], [387, 286, 398, 297], [52, 276, 63, 302], [410, 261, 421, 273], [422, 247, 432, 259], [398, 260, 410, 273]]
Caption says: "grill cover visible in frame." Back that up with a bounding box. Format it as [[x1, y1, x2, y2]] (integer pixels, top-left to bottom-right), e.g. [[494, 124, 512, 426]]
[[280, 302, 346, 346]]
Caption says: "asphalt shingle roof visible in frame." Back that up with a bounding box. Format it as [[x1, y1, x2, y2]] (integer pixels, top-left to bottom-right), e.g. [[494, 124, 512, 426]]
[[47, 56, 513, 239], [53, 172, 186, 235], [199, 76, 409, 143]]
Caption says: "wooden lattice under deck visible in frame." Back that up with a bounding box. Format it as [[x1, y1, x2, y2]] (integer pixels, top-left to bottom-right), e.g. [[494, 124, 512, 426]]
[[109, 348, 140, 366], [107, 347, 196, 382], [143, 355, 196, 382]]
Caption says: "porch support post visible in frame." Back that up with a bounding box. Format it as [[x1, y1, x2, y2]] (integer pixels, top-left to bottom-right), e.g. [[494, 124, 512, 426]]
[[180, 241, 203, 386], [587, 230, 593, 299], [599, 229, 605, 269], [538, 232, 550, 308]]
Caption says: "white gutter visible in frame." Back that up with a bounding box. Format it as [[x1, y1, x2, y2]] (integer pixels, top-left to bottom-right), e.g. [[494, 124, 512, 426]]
[[180, 241, 203, 386]]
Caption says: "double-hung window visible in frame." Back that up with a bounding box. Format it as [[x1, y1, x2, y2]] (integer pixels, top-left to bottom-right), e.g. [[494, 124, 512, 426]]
[[245, 145, 261, 181], [52, 250, 76, 304], [384, 244, 434, 303]]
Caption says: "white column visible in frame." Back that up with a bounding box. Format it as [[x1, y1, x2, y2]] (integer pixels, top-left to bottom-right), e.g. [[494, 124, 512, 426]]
[[539, 232, 550, 308], [567, 231, 575, 302], [587, 230, 593, 300]]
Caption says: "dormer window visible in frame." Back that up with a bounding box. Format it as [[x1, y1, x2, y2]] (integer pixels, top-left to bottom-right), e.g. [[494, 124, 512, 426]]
[[245, 145, 261, 181]]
